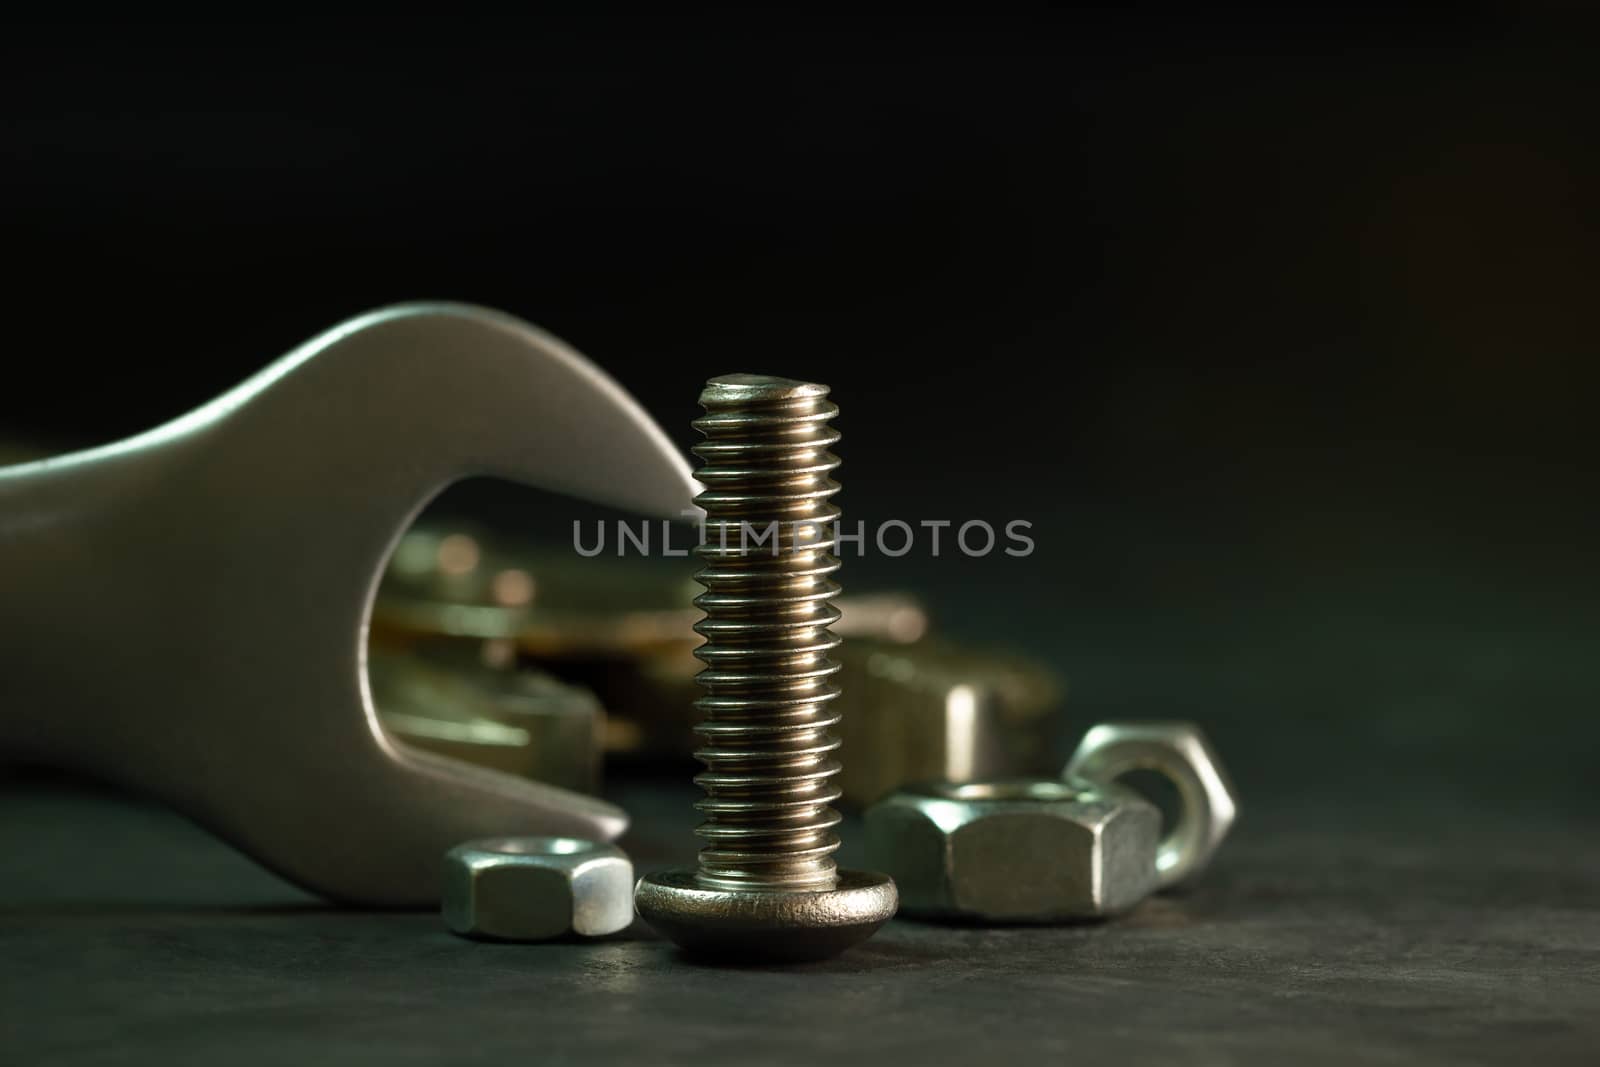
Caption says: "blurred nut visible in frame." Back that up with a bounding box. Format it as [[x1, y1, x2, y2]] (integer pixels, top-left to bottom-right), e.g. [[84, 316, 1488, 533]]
[[1064, 721, 1238, 890], [381, 711, 532, 772], [832, 593, 930, 644], [442, 837, 633, 941], [370, 651, 603, 794], [864, 778, 1158, 922], [834, 638, 1064, 807], [374, 522, 702, 659]]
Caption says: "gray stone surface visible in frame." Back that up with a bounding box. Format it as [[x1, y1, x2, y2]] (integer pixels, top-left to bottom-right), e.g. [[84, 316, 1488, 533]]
[[2, 771, 1596, 1066]]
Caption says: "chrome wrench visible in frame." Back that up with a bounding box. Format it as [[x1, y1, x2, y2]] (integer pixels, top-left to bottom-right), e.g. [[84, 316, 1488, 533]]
[[0, 302, 698, 906]]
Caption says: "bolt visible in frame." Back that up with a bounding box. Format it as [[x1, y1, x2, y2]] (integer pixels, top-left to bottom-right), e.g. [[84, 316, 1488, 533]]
[[634, 374, 898, 961]]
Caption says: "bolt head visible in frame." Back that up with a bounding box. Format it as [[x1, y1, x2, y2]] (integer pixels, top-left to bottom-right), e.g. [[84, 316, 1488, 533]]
[[634, 867, 898, 962]]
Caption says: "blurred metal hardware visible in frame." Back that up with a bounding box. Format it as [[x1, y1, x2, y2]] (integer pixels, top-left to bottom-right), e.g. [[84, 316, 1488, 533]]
[[375, 524, 704, 660], [372, 523, 934, 762], [1064, 721, 1238, 890], [834, 637, 1063, 807], [369, 651, 603, 795], [373, 522, 1066, 804], [635, 375, 897, 961], [582, 634, 1061, 799], [864, 778, 1159, 922], [0, 302, 698, 906], [373, 523, 928, 657], [443, 837, 634, 941], [373, 522, 1067, 795]]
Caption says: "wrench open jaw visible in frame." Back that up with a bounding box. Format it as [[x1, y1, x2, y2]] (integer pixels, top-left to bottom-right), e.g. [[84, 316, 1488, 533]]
[[0, 302, 699, 906]]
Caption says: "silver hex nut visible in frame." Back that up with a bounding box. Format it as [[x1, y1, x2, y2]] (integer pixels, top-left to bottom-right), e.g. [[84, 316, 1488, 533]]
[[442, 837, 633, 941], [1064, 721, 1238, 890], [864, 778, 1159, 922]]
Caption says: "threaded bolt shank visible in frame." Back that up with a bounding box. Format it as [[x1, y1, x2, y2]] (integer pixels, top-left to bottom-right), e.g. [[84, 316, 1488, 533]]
[[689, 374, 844, 892]]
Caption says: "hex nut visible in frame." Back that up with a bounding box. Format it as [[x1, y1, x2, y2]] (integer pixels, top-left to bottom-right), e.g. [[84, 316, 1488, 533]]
[[863, 778, 1160, 922], [442, 837, 633, 941], [371, 650, 604, 794], [1064, 721, 1238, 890]]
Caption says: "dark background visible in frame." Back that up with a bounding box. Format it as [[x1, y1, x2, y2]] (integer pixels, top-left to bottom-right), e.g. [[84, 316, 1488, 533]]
[[3, 10, 1597, 1064], [4, 7, 1596, 813]]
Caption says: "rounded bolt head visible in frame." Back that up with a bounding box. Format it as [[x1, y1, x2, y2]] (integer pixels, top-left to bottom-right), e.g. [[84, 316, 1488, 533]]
[[634, 868, 898, 962], [442, 837, 634, 941]]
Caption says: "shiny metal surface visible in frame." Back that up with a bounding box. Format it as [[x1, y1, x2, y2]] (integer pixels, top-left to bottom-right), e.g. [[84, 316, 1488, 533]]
[[369, 651, 603, 794], [442, 836, 634, 941], [634, 374, 896, 960], [834, 637, 1063, 807], [1064, 721, 1239, 890], [371, 520, 930, 762], [632, 868, 897, 962], [0, 302, 698, 906], [686, 374, 847, 891], [864, 778, 1160, 922], [373, 522, 705, 660]]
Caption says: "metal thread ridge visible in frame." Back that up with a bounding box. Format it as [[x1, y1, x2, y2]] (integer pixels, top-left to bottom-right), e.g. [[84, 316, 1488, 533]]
[[689, 375, 844, 892]]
